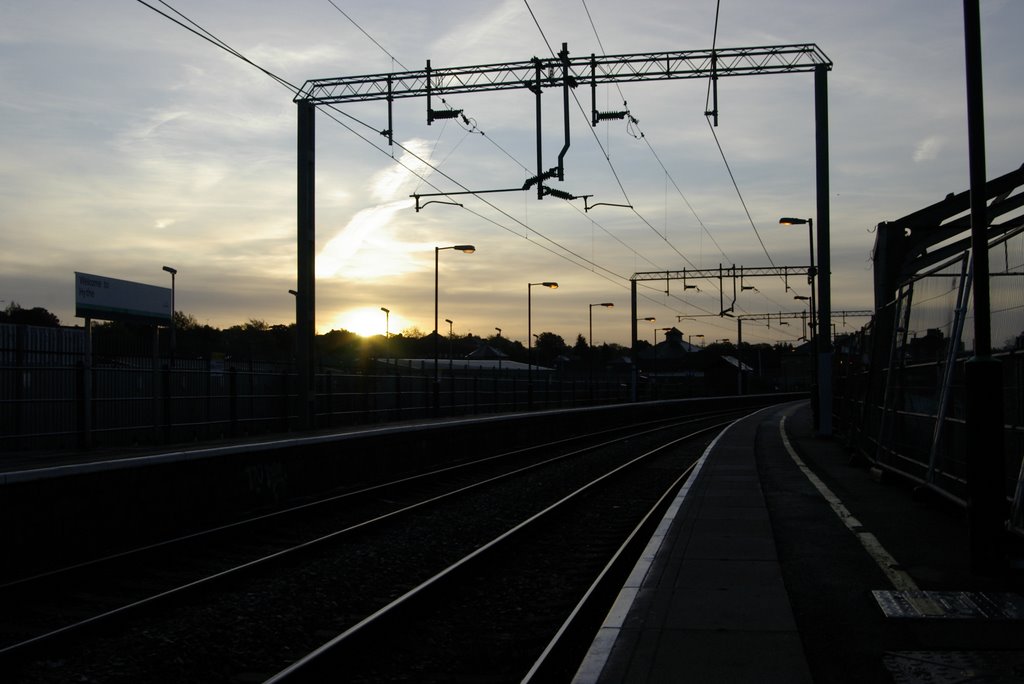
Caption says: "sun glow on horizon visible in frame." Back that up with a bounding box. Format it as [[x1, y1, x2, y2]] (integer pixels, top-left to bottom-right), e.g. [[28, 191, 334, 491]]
[[328, 307, 399, 337]]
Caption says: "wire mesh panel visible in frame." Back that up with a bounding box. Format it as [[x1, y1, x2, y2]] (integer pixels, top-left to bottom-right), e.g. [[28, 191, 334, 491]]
[[839, 227, 1024, 519]]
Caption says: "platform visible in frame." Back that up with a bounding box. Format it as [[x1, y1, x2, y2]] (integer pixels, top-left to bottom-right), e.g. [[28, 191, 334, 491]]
[[574, 401, 1024, 683]]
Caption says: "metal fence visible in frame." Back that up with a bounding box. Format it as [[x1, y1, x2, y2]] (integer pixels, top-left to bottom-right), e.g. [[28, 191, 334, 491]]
[[1, 332, 658, 454], [835, 228, 1024, 538]]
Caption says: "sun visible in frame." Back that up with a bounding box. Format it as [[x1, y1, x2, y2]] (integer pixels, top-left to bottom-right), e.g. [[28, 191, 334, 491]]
[[329, 307, 393, 337]]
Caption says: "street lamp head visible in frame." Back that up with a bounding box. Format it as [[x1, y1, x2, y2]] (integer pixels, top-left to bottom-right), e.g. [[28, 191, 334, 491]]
[[162, 265, 177, 275], [445, 318, 453, 324], [454, 244, 475, 253], [641, 316, 656, 322], [380, 307, 389, 313], [288, 289, 298, 296], [779, 217, 809, 226], [794, 295, 810, 301], [599, 302, 614, 307], [542, 281, 558, 289]]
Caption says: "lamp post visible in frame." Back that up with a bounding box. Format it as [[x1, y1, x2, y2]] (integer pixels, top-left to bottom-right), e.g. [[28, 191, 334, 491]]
[[632, 315, 655, 381], [780, 217, 817, 335], [434, 244, 475, 411], [689, 333, 704, 349], [793, 297, 811, 340], [588, 302, 614, 400], [635, 317, 655, 348], [161, 266, 177, 364], [783, 215, 820, 431], [651, 326, 671, 398], [494, 327, 502, 337], [528, 281, 558, 408], [653, 326, 670, 346], [780, 215, 826, 434], [381, 307, 390, 338], [588, 302, 615, 351]]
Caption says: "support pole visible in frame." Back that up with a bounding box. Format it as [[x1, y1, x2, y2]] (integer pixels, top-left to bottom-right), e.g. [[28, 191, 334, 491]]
[[963, 0, 1005, 574], [297, 99, 316, 429], [814, 64, 832, 436], [533, 59, 543, 200], [630, 280, 638, 402], [736, 317, 743, 395], [82, 317, 92, 449]]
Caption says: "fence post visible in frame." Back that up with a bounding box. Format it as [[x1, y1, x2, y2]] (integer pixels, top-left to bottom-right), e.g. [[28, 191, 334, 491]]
[[162, 363, 172, 442], [280, 371, 290, 432], [229, 367, 238, 437], [321, 369, 330, 427], [76, 360, 88, 449], [394, 372, 402, 420]]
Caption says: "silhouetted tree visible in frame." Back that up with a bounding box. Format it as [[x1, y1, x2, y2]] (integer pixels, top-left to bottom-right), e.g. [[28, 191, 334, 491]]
[[534, 332, 568, 367], [572, 333, 588, 357], [1, 302, 60, 327]]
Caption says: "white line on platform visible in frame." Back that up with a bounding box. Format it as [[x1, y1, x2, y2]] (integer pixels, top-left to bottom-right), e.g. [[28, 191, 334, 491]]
[[779, 415, 919, 593]]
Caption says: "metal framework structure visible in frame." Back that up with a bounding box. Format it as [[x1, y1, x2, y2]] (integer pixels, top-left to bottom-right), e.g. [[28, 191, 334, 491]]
[[871, 163, 1024, 310], [293, 42, 833, 429], [629, 266, 814, 337], [295, 44, 832, 104]]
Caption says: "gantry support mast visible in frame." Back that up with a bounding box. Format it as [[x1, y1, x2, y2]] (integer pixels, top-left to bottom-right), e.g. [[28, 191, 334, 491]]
[[294, 43, 833, 431]]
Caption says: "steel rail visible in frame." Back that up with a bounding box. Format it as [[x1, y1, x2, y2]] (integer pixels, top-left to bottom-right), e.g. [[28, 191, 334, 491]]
[[0, 410, 723, 590], [0, 410, 741, 665], [264, 416, 736, 682]]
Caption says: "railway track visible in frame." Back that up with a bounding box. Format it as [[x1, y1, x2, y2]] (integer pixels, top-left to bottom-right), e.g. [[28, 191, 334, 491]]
[[2, 407, 753, 682]]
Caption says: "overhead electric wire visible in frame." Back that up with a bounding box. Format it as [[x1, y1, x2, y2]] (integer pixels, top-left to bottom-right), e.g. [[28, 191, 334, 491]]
[[139, 0, 798, 344], [136, 0, 659, 301], [322, 0, 708, 310], [324, 1, 407, 70], [582, 0, 733, 271], [326, 0, 667, 272], [526, 1, 702, 277], [581, 0, 797, 334], [701, 1, 786, 293], [579, 0, 759, 317], [583, 0, 800, 324], [704, 0, 721, 114]]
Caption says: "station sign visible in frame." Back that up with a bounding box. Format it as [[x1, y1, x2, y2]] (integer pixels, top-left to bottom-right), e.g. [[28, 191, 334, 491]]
[[74, 271, 172, 325]]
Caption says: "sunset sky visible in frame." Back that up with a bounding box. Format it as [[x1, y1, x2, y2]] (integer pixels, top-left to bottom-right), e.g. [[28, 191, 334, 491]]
[[2, 0, 1021, 347]]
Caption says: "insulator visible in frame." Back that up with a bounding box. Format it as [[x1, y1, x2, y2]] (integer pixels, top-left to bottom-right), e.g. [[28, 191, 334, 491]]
[[545, 187, 576, 200], [429, 108, 462, 120], [522, 168, 557, 190], [596, 111, 628, 121]]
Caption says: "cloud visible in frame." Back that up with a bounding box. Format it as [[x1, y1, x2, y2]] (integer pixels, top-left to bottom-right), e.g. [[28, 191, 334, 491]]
[[316, 200, 417, 279], [913, 136, 945, 163], [370, 139, 434, 201], [429, 0, 530, 61]]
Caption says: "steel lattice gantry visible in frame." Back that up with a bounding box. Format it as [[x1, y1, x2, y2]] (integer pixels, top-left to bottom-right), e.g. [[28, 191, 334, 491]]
[[295, 44, 831, 103], [293, 43, 833, 431]]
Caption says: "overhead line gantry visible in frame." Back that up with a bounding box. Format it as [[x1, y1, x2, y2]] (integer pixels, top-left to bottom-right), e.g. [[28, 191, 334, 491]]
[[293, 42, 833, 430]]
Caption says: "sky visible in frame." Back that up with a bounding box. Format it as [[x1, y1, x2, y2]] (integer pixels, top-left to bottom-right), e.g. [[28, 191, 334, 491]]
[[1, 0, 1022, 348]]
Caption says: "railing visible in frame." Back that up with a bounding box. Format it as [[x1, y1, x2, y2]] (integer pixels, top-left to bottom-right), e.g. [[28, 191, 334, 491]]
[[1, 354, 698, 455], [833, 232, 1024, 539]]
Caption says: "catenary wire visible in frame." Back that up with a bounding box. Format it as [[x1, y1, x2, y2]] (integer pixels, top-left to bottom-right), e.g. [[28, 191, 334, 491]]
[[136, 0, 800, 344]]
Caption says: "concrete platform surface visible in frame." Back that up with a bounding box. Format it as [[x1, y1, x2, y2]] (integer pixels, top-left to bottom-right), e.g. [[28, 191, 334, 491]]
[[575, 401, 1024, 683]]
